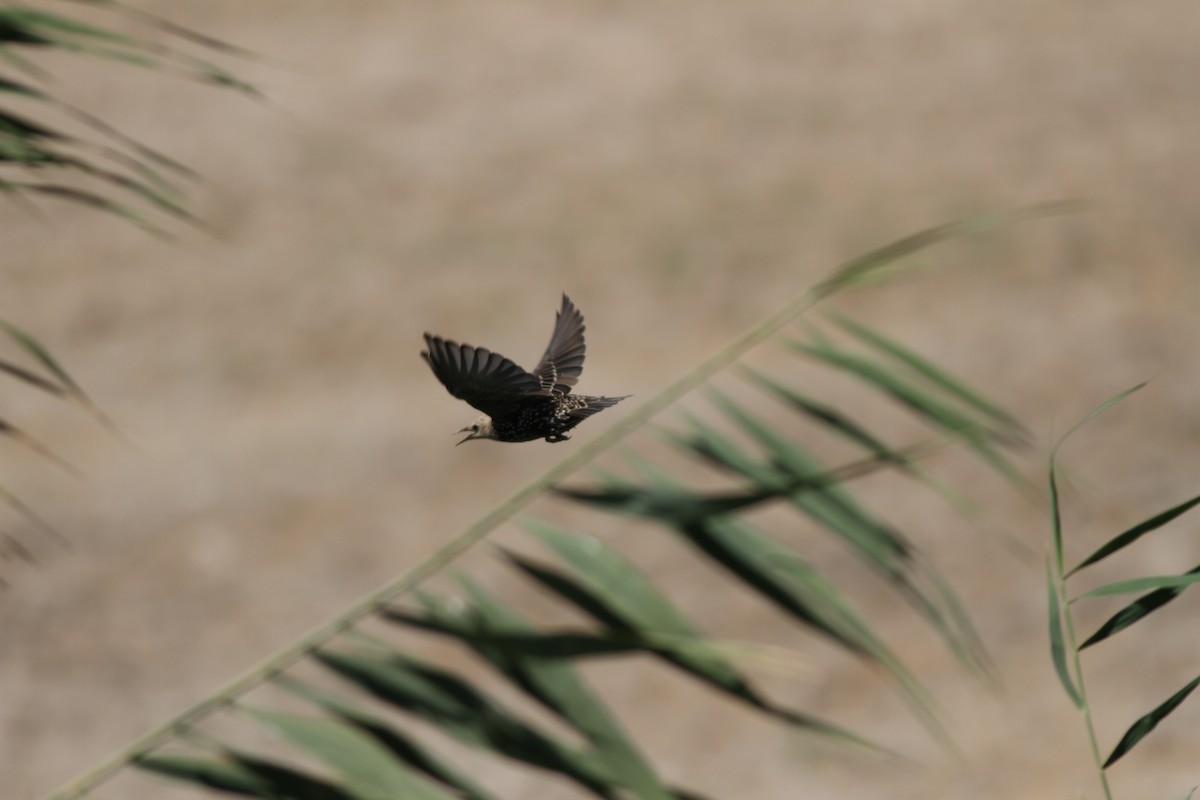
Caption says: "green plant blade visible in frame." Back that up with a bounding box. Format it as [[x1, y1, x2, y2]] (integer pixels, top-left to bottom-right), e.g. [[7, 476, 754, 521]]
[[1069, 492, 1200, 577], [1104, 675, 1200, 768], [825, 312, 1025, 433], [790, 339, 1026, 489], [450, 578, 676, 800], [240, 706, 456, 800], [1080, 563, 1200, 650], [0, 416, 80, 476], [277, 677, 501, 800], [1049, 460, 1066, 574], [0, 354, 65, 396], [1046, 560, 1082, 708], [1075, 573, 1200, 599], [314, 648, 618, 798], [135, 753, 280, 797], [740, 366, 910, 465], [706, 389, 910, 569], [137, 751, 359, 800]]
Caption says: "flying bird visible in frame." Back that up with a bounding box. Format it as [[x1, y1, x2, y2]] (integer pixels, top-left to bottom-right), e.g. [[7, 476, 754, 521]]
[[422, 294, 629, 444]]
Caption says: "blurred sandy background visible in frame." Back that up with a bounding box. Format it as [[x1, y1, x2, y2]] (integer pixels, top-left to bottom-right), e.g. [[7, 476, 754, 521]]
[[3, 1, 1200, 798]]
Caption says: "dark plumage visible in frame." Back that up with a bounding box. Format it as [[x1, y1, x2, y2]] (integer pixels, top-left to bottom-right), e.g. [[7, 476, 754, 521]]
[[421, 294, 629, 444]]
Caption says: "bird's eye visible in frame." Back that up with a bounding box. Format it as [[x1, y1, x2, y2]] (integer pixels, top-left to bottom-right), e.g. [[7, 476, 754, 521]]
[[472, 425, 479, 432]]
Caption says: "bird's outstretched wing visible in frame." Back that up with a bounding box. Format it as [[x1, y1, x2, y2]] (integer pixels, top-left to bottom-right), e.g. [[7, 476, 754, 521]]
[[422, 334, 542, 417], [532, 293, 587, 394]]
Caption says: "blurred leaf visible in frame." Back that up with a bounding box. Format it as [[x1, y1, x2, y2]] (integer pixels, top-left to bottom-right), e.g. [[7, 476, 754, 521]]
[[1104, 675, 1200, 768], [503, 530, 885, 751], [138, 751, 360, 800], [1049, 458, 1065, 575], [277, 676, 502, 800], [1080, 563, 1200, 650], [790, 338, 1027, 489], [446, 578, 676, 800], [315, 648, 620, 798], [1069, 492, 1200, 577], [740, 366, 912, 466], [240, 706, 458, 800], [825, 312, 1026, 435], [0, 355, 65, 397], [1075, 573, 1200, 599], [137, 753, 284, 798], [1046, 561, 1081, 708], [705, 389, 911, 569], [0, 416, 80, 476]]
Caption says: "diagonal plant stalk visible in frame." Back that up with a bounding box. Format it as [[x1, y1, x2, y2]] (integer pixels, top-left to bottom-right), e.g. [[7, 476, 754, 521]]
[[42, 203, 1072, 800]]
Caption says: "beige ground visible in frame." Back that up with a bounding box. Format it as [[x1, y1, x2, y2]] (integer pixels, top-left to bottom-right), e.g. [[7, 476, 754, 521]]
[[4, 1, 1200, 798]]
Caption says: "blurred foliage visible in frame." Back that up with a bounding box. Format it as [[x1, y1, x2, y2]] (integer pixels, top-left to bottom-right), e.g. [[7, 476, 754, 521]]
[[0, 1, 255, 233], [1, 2, 252, 583]]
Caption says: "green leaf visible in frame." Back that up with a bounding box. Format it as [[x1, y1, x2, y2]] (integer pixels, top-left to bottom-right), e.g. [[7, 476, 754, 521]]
[[1080, 563, 1200, 650], [740, 366, 910, 464], [1075, 573, 1200, 599], [498, 542, 884, 752], [240, 706, 457, 800], [1069, 491, 1200, 576], [1046, 560, 1082, 708], [1104, 675, 1200, 768], [706, 389, 910, 570], [0, 355, 65, 397], [450, 577, 676, 800], [137, 753, 273, 797], [826, 312, 1025, 433], [277, 677, 501, 800], [1049, 459, 1065, 575], [0, 320, 86, 397], [791, 338, 1027, 489], [137, 751, 359, 800], [314, 648, 618, 798]]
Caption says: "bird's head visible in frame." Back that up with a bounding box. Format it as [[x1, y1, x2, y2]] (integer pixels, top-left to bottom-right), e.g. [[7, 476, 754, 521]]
[[456, 415, 496, 445]]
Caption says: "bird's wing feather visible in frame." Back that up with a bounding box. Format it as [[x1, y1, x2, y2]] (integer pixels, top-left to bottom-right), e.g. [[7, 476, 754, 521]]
[[565, 395, 629, 420], [532, 293, 587, 394], [422, 334, 542, 417]]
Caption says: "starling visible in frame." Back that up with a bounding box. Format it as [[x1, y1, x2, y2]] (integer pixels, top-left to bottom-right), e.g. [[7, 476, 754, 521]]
[[422, 294, 629, 445]]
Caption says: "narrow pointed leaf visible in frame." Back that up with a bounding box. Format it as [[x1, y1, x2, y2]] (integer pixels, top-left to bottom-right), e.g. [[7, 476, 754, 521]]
[[277, 677, 501, 800], [451, 577, 675, 800], [1104, 675, 1200, 768], [0, 417, 81, 476], [1046, 561, 1082, 708], [1069, 492, 1200, 576], [707, 389, 910, 569], [792, 340, 1027, 488], [527, 521, 711, 638], [240, 706, 457, 800], [136, 754, 283, 797], [314, 649, 618, 798], [0, 354, 64, 395], [137, 752, 358, 800], [741, 366, 909, 464], [1076, 573, 1200, 599], [1, 320, 89, 401], [1080, 563, 1200, 650], [826, 312, 1025, 433], [1049, 460, 1065, 574]]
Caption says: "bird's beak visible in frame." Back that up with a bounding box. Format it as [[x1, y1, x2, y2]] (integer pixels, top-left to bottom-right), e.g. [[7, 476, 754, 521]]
[[455, 427, 476, 446]]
